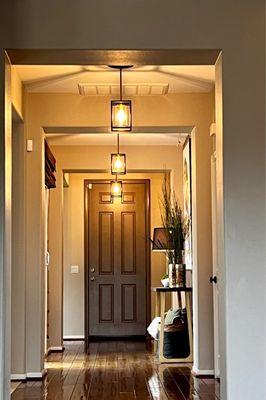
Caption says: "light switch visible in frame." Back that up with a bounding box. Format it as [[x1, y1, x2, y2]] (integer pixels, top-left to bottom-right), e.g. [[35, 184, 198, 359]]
[[27, 139, 33, 152], [71, 265, 79, 274]]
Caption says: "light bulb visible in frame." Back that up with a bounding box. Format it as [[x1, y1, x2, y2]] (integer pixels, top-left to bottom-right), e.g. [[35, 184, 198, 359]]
[[116, 106, 127, 125], [111, 153, 126, 174], [111, 100, 132, 132], [110, 180, 122, 197]]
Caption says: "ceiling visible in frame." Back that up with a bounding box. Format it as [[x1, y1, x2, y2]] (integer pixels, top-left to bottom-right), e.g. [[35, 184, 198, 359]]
[[15, 65, 215, 94], [45, 133, 187, 147]]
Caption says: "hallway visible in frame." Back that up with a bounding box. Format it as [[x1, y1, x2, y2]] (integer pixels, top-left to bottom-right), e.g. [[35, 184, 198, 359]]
[[11, 341, 220, 399]]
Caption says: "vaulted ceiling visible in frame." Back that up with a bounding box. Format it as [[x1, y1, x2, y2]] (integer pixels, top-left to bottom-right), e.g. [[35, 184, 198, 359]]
[[15, 65, 215, 94]]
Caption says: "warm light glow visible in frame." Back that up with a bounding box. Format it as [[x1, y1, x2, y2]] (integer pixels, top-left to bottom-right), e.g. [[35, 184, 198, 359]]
[[110, 180, 123, 197], [111, 153, 126, 174], [111, 100, 132, 131], [116, 105, 127, 125]]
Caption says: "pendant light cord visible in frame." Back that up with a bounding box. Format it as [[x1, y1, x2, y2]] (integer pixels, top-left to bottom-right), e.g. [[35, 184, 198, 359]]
[[117, 134, 120, 153], [120, 67, 122, 101]]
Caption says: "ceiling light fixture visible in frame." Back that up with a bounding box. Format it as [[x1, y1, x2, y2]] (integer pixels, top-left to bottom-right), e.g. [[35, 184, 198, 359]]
[[110, 176, 123, 198], [110, 66, 132, 132], [111, 134, 126, 174]]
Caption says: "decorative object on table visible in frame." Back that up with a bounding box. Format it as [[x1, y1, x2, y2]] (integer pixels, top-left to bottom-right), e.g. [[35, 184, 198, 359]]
[[183, 137, 193, 269], [161, 274, 169, 288], [160, 173, 190, 287]]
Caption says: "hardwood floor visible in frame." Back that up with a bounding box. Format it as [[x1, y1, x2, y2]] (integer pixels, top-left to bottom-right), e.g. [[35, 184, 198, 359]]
[[11, 341, 220, 399]]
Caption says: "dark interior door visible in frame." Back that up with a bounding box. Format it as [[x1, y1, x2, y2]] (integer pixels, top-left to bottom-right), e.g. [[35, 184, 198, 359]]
[[85, 180, 149, 337]]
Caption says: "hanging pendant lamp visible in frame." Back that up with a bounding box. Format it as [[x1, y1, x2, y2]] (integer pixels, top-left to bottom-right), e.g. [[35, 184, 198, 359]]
[[110, 175, 123, 198], [111, 134, 126, 175], [110, 66, 132, 132]]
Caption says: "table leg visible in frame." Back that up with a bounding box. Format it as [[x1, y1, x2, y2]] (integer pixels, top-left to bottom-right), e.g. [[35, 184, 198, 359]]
[[177, 292, 182, 308], [159, 292, 166, 362], [185, 291, 193, 361], [154, 291, 160, 354]]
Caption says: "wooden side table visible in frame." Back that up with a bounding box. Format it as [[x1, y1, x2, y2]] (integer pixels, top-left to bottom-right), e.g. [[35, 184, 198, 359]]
[[153, 287, 193, 363]]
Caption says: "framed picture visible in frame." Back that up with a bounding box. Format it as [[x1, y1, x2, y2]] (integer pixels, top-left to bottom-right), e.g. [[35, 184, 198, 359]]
[[183, 137, 192, 269]]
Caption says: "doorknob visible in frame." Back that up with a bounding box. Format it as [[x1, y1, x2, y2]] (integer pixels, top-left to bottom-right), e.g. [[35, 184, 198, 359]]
[[90, 277, 95, 282], [90, 268, 95, 273], [210, 276, 218, 284]]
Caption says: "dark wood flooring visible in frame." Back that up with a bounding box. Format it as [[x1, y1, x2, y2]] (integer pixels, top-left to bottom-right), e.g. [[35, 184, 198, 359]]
[[11, 340, 220, 399]]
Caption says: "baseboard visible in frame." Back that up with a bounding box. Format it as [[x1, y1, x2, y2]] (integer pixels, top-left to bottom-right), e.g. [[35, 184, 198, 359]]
[[46, 346, 65, 356], [63, 335, 85, 340], [26, 369, 47, 380], [11, 374, 27, 381], [192, 366, 215, 377], [11, 369, 47, 382]]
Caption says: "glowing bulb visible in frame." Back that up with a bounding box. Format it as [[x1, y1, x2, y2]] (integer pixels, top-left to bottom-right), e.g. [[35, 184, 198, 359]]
[[116, 106, 127, 125], [111, 100, 132, 132], [114, 157, 123, 169], [111, 153, 126, 174], [113, 183, 120, 193], [110, 180, 122, 197]]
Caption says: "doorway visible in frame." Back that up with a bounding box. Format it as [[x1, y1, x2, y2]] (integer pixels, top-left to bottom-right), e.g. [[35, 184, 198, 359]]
[[4, 49, 222, 396], [84, 179, 150, 340]]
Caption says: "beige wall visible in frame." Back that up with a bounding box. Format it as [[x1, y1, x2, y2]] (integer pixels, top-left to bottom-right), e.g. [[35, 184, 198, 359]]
[[49, 144, 183, 338], [11, 115, 26, 378], [11, 67, 23, 120], [1, 3, 265, 399], [22, 91, 213, 372], [62, 171, 170, 337]]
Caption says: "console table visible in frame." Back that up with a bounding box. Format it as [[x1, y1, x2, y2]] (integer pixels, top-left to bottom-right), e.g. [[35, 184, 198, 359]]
[[153, 286, 193, 363]]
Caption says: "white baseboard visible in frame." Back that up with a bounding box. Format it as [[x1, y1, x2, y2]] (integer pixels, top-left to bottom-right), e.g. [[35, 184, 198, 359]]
[[48, 346, 64, 352], [192, 366, 214, 376], [11, 369, 46, 381], [11, 374, 27, 381], [26, 369, 47, 379], [63, 335, 85, 340]]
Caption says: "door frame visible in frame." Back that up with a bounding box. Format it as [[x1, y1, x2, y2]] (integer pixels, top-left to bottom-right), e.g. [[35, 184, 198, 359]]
[[84, 178, 151, 346]]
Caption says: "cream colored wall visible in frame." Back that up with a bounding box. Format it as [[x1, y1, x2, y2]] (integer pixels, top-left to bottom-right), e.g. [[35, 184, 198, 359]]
[[22, 91, 213, 375], [11, 116, 26, 378], [62, 171, 169, 337], [49, 144, 182, 339], [11, 67, 23, 120], [1, 3, 265, 399]]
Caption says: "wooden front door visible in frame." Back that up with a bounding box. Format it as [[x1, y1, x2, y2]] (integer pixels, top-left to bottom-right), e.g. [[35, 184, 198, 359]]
[[85, 180, 150, 338]]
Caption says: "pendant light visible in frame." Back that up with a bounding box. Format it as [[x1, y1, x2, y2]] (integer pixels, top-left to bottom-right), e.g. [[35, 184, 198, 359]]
[[111, 134, 126, 174], [111, 66, 132, 132], [110, 176, 123, 198]]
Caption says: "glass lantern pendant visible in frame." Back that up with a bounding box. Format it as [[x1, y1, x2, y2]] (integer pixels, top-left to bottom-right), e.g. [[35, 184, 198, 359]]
[[110, 178, 123, 198], [111, 134, 126, 174], [111, 153, 126, 174], [111, 66, 132, 132]]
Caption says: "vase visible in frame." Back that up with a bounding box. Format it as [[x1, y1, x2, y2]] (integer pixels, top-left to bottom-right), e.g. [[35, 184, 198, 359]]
[[168, 264, 186, 287], [168, 264, 177, 287], [176, 264, 186, 287]]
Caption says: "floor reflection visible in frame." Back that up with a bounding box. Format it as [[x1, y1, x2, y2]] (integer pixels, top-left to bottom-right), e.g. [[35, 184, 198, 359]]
[[11, 340, 220, 399]]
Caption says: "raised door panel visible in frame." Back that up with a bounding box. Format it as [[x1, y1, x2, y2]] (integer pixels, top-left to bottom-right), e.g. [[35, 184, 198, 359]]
[[121, 284, 137, 323], [99, 212, 114, 275], [99, 284, 114, 323], [121, 212, 136, 275]]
